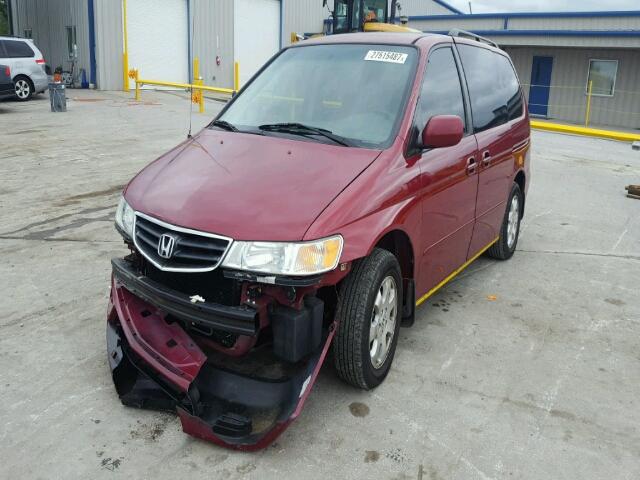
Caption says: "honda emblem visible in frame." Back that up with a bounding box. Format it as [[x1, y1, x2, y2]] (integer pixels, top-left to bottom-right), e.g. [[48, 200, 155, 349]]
[[158, 234, 176, 259]]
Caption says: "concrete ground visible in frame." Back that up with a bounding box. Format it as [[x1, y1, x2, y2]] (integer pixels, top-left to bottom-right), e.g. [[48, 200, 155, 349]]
[[1, 90, 639, 480]]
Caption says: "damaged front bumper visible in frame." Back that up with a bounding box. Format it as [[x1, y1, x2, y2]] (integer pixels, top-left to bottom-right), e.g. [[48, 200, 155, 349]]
[[107, 257, 337, 450]]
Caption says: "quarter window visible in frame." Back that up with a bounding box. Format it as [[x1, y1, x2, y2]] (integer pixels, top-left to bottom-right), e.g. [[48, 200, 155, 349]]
[[458, 45, 523, 132], [414, 47, 467, 134], [3, 40, 35, 58], [587, 59, 617, 97]]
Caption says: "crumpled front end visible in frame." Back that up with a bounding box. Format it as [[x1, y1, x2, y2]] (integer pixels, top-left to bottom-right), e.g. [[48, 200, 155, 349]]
[[107, 255, 341, 450]]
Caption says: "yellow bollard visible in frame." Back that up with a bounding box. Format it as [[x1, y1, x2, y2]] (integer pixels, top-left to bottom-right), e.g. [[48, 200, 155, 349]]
[[196, 78, 205, 114], [193, 57, 200, 83], [122, 0, 129, 92], [134, 70, 140, 101], [234, 62, 240, 92], [585, 80, 593, 127]]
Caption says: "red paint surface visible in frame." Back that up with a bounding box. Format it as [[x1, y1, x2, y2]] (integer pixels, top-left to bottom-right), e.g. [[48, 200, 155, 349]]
[[112, 33, 531, 449], [123, 34, 530, 302], [112, 278, 207, 392]]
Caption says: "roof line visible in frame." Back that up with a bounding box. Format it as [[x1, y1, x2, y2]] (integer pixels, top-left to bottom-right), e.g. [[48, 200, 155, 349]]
[[427, 29, 640, 37], [409, 10, 640, 21]]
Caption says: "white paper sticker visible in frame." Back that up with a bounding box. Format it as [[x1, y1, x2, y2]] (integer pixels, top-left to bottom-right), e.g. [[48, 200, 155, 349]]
[[364, 50, 408, 64]]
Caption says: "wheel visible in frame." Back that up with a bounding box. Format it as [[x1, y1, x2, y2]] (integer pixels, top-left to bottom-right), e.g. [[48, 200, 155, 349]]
[[487, 182, 523, 260], [334, 248, 402, 390], [14, 76, 33, 101]]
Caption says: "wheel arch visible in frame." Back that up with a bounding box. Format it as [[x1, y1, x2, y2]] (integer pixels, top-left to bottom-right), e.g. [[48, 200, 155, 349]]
[[373, 228, 415, 282]]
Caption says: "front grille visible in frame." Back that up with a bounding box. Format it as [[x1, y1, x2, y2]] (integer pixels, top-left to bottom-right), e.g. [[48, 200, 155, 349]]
[[134, 213, 232, 272]]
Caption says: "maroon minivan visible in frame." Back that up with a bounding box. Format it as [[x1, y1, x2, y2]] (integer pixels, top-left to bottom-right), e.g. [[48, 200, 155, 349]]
[[109, 31, 530, 449]]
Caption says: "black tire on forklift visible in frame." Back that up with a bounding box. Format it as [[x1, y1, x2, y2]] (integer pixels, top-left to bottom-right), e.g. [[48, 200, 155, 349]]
[[333, 248, 402, 390]]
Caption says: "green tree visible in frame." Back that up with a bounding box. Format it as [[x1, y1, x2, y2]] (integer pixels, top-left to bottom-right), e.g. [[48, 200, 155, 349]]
[[0, 0, 9, 35]]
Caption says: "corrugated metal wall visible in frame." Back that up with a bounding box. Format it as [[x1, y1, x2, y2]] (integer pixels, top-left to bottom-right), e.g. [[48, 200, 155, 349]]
[[283, 0, 332, 46], [10, 0, 91, 81], [398, 0, 459, 16], [506, 46, 640, 129], [191, 0, 235, 89], [94, 0, 122, 91]]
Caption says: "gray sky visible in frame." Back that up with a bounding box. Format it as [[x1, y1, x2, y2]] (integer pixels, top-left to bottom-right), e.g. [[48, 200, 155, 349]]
[[447, 0, 640, 13]]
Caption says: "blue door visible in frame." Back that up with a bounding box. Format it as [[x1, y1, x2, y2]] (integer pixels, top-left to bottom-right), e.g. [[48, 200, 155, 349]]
[[528, 56, 553, 117]]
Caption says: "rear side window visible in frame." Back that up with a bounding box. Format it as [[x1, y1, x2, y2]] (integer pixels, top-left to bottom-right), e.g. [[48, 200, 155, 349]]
[[3, 40, 35, 58], [458, 45, 523, 132], [414, 47, 467, 132]]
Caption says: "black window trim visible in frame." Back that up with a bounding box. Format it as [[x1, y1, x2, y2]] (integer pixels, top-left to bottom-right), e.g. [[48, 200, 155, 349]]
[[406, 42, 472, 157], [454, 42, 525, 133]]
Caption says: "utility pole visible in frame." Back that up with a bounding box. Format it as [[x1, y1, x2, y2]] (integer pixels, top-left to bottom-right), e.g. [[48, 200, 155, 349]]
[[468, 1, 473, 14]]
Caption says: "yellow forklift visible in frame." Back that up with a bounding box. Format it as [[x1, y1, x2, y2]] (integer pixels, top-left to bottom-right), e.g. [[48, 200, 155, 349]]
[[292, 0, 419, 43]]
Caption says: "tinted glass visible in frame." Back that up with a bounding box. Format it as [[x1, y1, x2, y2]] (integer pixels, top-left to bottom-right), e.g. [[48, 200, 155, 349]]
[[219, 44, 418, 148], [4, 40, 35, 58], [458, 45, 523, 132], [414, 47, 466, 132]]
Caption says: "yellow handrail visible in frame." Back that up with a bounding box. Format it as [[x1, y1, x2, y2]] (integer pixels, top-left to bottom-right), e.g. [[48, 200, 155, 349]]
[[137, 78, 236, 95]]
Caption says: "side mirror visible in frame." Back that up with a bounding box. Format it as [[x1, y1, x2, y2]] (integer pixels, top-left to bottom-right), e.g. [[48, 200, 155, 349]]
[[421, 115, 464, 149]]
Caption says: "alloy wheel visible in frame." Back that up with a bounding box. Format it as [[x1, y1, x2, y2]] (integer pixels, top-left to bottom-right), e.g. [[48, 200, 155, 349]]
[[369, 275, 398, 369], [15, 79, 31, 100], [507, 195, 520, 249]]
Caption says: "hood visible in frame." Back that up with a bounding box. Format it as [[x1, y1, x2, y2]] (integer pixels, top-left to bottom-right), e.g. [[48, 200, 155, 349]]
[[125, 129, 381, 241]]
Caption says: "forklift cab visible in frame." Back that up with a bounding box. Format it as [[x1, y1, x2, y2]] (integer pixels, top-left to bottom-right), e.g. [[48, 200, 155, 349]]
[[332, 0, 390, 34]]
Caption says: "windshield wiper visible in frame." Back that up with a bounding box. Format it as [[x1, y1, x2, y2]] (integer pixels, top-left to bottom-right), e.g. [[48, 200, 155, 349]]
[[258, 123, 353, 147], [210, 120, 238, 132]]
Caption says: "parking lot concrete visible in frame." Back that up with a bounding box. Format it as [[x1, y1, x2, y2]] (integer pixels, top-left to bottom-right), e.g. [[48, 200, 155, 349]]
[[1, 90, 639, 480]]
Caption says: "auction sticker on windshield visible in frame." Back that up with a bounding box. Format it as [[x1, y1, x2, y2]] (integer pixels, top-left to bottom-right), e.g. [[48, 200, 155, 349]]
[[364, 50, 408, 64]]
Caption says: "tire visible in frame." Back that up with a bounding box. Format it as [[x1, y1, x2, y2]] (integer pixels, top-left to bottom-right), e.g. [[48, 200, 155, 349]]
[[487, 182, 523, 260], [334, 248, 402, 390], [14, 76, 33, 101]]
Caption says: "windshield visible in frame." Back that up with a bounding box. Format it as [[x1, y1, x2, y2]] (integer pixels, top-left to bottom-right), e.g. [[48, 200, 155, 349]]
[[217, 44, 418, 148]]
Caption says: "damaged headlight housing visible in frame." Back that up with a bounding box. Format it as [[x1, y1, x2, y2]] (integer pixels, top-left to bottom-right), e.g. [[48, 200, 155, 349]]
[[221, 235, 343, 276], [115, 196, 135, 239]]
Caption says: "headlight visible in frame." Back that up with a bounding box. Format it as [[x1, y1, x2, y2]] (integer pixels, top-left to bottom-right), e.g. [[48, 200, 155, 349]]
[[115, 196, 135, 239], [221, 235, 343, 276]]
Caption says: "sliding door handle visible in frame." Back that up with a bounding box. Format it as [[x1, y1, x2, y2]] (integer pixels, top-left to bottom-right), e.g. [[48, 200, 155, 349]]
[[466, 157, 477, 175], [482, 150, 492, 167]]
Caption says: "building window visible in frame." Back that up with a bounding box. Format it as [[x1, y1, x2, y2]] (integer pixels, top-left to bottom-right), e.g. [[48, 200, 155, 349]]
[[24, 29, 33, 39], [587, 59, 618, 97], [66, 26, 77, 59]]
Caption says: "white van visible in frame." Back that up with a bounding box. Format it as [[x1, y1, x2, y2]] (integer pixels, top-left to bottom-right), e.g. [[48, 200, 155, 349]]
[[0, 36, 48, 101]]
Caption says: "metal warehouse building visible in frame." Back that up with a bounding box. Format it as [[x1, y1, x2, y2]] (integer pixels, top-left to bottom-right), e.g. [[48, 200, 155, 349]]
[[8, 1, 638, 129], [6, 0, 460, 92]]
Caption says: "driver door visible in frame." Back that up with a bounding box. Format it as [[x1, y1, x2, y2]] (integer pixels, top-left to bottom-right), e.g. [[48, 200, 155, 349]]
[[414, 45, 479, 300]]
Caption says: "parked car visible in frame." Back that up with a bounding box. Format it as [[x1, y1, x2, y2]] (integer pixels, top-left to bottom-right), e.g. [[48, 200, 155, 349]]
[[108, 31, 530, 449], [0, 36, 48, 101], [0, 64, 14, 100]]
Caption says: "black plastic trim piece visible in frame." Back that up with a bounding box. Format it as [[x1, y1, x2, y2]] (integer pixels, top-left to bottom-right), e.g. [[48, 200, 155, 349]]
[[112, 258, 258, 336], [222, 269, 322, 287]]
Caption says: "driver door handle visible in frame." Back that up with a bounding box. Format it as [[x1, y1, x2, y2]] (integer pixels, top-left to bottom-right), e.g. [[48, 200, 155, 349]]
[[482, 150, 492, 167]]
